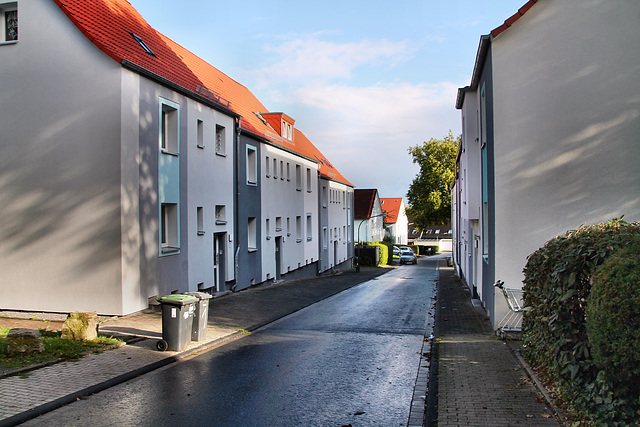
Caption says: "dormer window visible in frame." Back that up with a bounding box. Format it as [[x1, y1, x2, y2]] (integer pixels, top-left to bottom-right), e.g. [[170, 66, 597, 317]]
[[1, 3, 17, 43], [131, 33, 155, 57], [282, 121, 293, 141]]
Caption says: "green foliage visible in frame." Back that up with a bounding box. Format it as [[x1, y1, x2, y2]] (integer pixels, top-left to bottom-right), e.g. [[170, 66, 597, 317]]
[[406, 131, 459, 228], [522, 218, 640, 424], [0, 328, 122, 369], [367, 242, 389, 265], [586, 239, 640, 401]]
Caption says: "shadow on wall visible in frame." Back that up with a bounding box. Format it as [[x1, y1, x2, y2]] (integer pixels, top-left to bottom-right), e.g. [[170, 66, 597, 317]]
[[493, 1, 640, 243]]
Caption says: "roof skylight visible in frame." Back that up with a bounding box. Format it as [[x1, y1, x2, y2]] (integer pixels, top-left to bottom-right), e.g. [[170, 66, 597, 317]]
[[130, 33, 155, 57]]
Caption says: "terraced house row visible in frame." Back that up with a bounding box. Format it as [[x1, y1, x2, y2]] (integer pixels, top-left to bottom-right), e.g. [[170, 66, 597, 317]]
[[0, 0, 355, 315]]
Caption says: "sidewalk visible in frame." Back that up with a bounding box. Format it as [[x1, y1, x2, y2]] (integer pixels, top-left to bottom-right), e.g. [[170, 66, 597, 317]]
[[431, 266, 563, 426], [0, 267, 388, 426]]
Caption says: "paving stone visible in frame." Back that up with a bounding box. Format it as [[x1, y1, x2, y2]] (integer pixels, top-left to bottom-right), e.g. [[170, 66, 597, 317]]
[[435, 267, 561, 426]]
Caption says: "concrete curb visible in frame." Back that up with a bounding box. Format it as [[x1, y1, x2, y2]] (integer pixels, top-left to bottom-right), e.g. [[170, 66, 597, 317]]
[[508, 342, 569, 426], [1, 268, 392, 426]]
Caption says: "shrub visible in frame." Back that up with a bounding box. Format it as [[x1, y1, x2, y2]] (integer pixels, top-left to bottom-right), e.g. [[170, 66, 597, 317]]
[[368, 242, 389, 265], [586, 239, 640, 403], [522, 218, 640, 424]]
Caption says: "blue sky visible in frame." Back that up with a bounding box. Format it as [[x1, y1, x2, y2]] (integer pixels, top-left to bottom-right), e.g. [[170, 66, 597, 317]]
[[130, 0, 526, 201]]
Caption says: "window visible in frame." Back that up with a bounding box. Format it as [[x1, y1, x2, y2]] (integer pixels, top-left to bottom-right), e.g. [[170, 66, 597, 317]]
[[275, 217, 282, 232], [160, 101, 179, 154], [248, 217, 257, 250], [322, 227, 328, 249], [215, 125, 225, 155], [131, 33, 155, 56], [480, 83, 489, 262], [282, 121, 293, 141], [296, 216, 302, 242], [161, 203, 179, 253], [296, 165, 302, 191], [280, 161, 284, 180], [246, 145, 257, 185], [273, 158, 278, 179], [306, 213, 312, 241], [286, 163, 291, 181], [265, 156, 270, 177], [1, 3, 17, 43], [265, 219, 271, 239], [306, 168, 312, 192], [286, 217, 291, 236], [196, 207, 204, 235], [322, 186, 327, 208], [197, 120, 204, 149], [215, 205, 226, 224]]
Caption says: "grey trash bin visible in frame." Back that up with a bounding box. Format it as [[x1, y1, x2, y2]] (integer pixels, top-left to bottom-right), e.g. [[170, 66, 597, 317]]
[[156, 294, 197, 351], [184, 292, 212, 341]]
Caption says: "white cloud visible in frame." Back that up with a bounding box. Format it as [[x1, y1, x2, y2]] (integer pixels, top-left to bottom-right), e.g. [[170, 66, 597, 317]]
[[247, 35, 415, 87], [285, 81, 462, 198], [238, 33, 463, 198]]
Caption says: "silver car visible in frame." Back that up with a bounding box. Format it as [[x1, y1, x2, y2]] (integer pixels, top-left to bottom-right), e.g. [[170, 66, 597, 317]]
[[399, 249, 417, 265]]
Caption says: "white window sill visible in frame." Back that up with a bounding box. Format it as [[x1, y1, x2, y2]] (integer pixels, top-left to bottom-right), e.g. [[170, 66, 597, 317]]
[[161, 246, 180, 255], [0, 40, 18, 46], [161, 149, 179, 156], [216, 152, 227, 157], [197, 144, 205, 149], [248, 248, 257, 253], [197, 231, 205, 236], [216, 220, 227, 225]]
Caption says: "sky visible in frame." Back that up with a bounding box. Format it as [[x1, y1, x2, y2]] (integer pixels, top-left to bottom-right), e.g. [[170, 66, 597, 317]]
[[129, 0, 526, 201]]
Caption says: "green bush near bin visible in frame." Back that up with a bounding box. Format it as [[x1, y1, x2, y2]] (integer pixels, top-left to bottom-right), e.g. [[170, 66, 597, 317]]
[[522, 218, 640, 424]]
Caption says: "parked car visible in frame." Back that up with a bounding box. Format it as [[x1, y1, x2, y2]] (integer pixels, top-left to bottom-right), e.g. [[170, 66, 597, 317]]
[[399, 249, 417, 265], [393, 246, 401, 256]]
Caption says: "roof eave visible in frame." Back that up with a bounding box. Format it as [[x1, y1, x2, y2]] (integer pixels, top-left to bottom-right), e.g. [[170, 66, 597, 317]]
[[121, 60, 240, 119]]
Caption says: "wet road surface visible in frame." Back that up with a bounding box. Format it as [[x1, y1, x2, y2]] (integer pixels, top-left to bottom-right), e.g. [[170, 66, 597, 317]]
[[24, 260, 437, 427]]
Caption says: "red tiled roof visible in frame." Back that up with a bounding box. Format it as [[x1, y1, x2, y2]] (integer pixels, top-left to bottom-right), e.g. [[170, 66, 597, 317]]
[[354, 189, 378, 220], [380, 198, 402, 224], [54, 0, 351, 186], [490, 0, 538, 38], [456, 0, 540, 110]]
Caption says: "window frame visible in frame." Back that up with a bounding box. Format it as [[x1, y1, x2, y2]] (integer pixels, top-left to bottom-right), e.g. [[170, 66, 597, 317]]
[[215, 124, 226, 156], [246, 145, 257, 185], [306, 213, 313, 241], [160, 203, 180, 254], [160, 99, 180, 155], [248, 217, 257, 251], [1, 3, 17, 44]]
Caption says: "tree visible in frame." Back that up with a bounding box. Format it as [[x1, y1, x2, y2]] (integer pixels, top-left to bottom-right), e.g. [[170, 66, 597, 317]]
[[406, 131, 459, 229]]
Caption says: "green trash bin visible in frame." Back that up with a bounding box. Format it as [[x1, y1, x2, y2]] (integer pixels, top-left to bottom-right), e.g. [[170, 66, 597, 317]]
[[184, 292, 212, 342], [156, 294, 197, 351]]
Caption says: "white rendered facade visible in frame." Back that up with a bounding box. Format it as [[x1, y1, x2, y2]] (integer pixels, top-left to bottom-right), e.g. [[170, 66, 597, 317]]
[[260, 144, 319, 282], [453, 0, 640, 328]]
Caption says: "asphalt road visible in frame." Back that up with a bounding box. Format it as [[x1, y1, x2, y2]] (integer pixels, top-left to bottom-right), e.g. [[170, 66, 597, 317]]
[[24, 260, 437, 427]]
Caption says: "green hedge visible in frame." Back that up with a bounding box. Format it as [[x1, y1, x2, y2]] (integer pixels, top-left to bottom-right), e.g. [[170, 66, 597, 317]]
[[586, 239, 640, 411], [522, 218, 640, 424], [367, 242, 390, 265]]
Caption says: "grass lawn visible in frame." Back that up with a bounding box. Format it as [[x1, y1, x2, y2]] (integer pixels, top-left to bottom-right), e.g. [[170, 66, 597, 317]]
[[0, 327, 123, 370]]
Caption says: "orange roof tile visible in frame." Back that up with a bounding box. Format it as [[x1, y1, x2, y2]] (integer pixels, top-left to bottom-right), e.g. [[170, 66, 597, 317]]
[[54, 0, 351, 186], [380, 198, 403, 224]]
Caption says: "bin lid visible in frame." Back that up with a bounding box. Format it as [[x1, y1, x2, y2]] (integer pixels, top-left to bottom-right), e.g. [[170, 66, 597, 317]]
[[156, 294, 198, 306], [183, 291, 213, 300]]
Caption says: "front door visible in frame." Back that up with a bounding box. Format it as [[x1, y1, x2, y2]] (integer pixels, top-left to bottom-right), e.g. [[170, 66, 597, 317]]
[[275, 236, 282, 280], [214, 233, 226, 292]]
